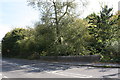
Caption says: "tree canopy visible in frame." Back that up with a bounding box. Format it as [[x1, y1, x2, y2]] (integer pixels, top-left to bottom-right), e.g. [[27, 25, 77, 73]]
[[2, 3, 120, 62]]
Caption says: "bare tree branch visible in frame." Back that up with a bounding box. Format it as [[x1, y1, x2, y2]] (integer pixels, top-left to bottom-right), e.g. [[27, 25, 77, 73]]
[[58, 3, 69, 23]]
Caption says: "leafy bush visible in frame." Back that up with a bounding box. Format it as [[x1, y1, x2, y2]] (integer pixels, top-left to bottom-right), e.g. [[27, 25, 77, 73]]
[[86, 5, 120, 62], [2, 28, 28, 57]]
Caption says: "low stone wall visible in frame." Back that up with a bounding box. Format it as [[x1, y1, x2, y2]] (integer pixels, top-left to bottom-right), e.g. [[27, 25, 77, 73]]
[[39, 55, 101, 62]]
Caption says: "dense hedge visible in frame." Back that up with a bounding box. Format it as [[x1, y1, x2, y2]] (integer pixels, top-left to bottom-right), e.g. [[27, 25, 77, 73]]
[[2, 28, 29, 57]]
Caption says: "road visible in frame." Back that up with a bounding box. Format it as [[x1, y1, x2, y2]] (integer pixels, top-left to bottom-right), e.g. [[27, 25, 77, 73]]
[[1, 58, 120, 78]]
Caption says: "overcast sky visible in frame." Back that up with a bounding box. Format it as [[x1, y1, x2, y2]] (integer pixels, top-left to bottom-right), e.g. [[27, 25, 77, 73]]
[[0, 0, 119, 41]]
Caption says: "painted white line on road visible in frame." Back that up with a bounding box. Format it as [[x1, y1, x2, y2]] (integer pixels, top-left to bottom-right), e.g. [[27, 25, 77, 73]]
[[1, 74, 8, 78], [3, 76, 8, 78], [46, 71, 93, 78], [20, 65, 40, 70]]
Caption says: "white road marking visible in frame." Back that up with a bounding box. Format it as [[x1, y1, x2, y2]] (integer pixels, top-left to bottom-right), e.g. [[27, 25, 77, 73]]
[[3, 76, 8, 78], [20, 65, 40, 70], [45, 71, 93, 78], [0, 73, 8, 78]]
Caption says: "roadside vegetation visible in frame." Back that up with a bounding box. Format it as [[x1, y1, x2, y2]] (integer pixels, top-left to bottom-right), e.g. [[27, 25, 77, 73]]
[[2, 0, 120, 63]]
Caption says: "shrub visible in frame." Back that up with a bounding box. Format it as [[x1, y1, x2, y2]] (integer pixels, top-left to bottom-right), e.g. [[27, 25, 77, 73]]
[[2, 28, 28, 57]]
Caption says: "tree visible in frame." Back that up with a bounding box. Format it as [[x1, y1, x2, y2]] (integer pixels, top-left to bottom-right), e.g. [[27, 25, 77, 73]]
[[60, 18, 91, 55], [27, 0, 87, 44], [34, 24, 55, 56], [2, 28, 28, 57], [86, 5, 119, 61], [106, 10, 120, 61]]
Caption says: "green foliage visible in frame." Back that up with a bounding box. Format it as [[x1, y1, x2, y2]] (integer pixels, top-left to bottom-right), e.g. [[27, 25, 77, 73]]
[[40, 19, 92, 56], [86, 5, 120, 61], [33, 24, 55, 56], [2, 28, 28, 57], [28, 0, 87, 46], [2, 4, 119, 63], [61, 19, 91, 55]]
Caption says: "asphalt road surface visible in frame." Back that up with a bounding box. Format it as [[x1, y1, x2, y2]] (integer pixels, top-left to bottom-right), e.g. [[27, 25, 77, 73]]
[[1, 58, 120, 78]]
